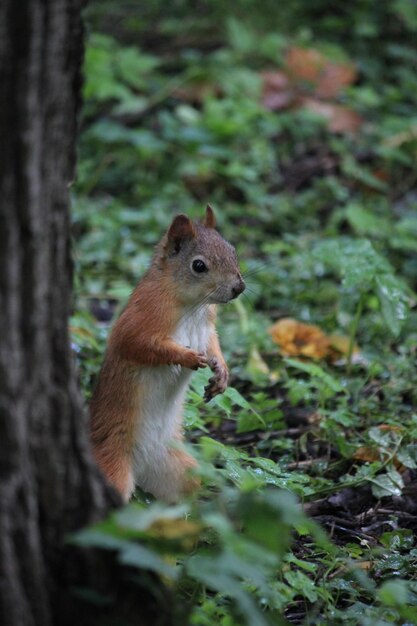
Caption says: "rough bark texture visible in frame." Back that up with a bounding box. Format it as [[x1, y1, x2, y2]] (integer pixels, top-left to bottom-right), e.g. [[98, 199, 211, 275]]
[[0, 2, 171, 625]]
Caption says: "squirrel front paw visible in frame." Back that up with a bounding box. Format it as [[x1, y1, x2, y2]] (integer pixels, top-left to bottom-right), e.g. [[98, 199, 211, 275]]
[[180, 349, 208, 370], [204, 357, 229, 402]]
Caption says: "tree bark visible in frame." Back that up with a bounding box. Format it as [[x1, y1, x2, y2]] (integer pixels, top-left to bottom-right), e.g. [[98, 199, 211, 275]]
[[0, 2, 171, 625]]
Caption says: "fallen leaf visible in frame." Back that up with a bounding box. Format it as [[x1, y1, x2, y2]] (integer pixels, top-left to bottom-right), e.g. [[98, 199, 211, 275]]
[[314, 62, 357, 99], [269, 318, 361, 363], [300, 97, 363, 134], [261, 70, 295, 111], [285, 47, 357, 98], [353, 446, 386, 463], [352, 438, 406, 472], [260, 46, 361, 133], [261, 70, 290, 91], [378, 424, 403, 433], [269, 318, 330, 359], [285, 47, 328, 84]]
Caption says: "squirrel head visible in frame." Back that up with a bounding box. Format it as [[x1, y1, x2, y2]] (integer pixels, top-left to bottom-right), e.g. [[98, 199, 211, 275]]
[[158, 205, 245, 306]]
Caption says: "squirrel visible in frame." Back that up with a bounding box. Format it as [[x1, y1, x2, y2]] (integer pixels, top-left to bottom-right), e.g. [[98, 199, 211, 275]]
[[89, 205, 245, 502]]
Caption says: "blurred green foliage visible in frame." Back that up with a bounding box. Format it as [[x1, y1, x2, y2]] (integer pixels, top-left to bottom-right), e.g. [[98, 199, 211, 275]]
[[72, 0, 417, 623]]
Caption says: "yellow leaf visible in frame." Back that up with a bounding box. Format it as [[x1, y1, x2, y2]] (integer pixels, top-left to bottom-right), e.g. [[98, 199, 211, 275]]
[[269, 318, 330, 359], [269, 319, 362, 363]]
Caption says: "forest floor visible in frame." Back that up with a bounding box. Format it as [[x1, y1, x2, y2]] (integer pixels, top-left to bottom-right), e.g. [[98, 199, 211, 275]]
[[73, 3, 417, 624]]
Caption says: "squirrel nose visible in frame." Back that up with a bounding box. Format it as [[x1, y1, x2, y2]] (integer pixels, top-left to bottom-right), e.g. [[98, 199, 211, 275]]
[[231, 277, 245, 299]]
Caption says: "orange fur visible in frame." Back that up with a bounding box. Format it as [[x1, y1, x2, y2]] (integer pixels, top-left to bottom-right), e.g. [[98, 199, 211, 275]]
[[89, 208, 244, 502]]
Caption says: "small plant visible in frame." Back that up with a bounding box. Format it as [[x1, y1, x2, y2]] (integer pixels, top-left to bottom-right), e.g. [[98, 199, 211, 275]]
[[314, 237, 411, 368]]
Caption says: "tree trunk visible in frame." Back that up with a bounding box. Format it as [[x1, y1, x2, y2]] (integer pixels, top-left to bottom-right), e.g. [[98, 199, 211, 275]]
[[0, 2, 171, 625]]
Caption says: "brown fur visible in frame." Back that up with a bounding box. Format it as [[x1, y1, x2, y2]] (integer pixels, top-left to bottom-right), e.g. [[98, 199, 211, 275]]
[[89, 207, 244, 501]]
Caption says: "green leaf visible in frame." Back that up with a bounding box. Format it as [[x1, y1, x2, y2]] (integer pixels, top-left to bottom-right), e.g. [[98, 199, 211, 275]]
[[368, 468, 404, 498], [380, 529, 414, 550], [313, 237, 389, 291], [72, 528, 177, 579], [346, 204, 390, 237], [284, 358, 344, 393], [118, 543, 178, 579], [378, 579, 408, 607], [397, 445, 417, 469], [115, 502, 190, 532], [375, 273, 409, 336], [187, 552, 270, 626], [284, 569, 318, 603]]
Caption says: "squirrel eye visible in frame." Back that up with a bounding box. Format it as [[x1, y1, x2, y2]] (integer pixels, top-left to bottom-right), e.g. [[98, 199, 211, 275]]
[[192, 259, 208, 273]]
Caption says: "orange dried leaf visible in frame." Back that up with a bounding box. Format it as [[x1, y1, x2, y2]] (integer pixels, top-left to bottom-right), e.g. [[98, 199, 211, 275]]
[[353, 446, 382, 463], [261, 70, 294, 111], [353, 442, 404, 471], [315, 62, 357, 98], [269, 318, 330, 359], [301, 97, 363, 134], [377, 424, 403, 433], [286, 47, 327, 83], [285, 46, 357, 97], [261, 70, 290, 91], [269, 319, 362, 363]]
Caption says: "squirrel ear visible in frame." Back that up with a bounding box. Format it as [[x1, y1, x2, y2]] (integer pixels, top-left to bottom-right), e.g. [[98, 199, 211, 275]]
[[204, 204, 216, 229], [165, 214, 196, 254]]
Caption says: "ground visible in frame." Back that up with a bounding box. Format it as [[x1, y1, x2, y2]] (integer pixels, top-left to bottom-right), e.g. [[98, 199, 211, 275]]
[[72, 2, 417, 623]]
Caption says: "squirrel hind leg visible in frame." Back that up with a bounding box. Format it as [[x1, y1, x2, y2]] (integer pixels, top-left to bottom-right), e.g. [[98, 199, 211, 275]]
[[94, 449, 135, 503], [114, 467, 135, 503], [168, 447, 201, 499], [135, 446, 200, 502]]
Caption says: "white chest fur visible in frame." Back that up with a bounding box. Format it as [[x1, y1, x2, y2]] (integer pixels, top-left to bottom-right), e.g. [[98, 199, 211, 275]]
[[172, 305, 212, 352], [132, 305, 211, 492]]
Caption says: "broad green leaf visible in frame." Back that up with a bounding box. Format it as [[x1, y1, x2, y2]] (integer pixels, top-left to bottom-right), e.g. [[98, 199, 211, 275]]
[[115, 502, 190, 532], [284, 358, 344, 393], [346, 204, 390, 237], [72, 528, 177, 578], [284, 569, 319, 603], [378, 579, 408, 607], [397, 445, 417, 469], [313, 237, 390, 290], [187, 552, 270, 626], [375, 273, 409, 336], [118, 543, 178, 579], [368, 469, 404, 498]]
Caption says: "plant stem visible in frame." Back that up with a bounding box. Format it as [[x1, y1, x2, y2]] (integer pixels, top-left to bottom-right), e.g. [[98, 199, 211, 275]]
[[233, 297, 250, 335], [347, 293, 364, 374]]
